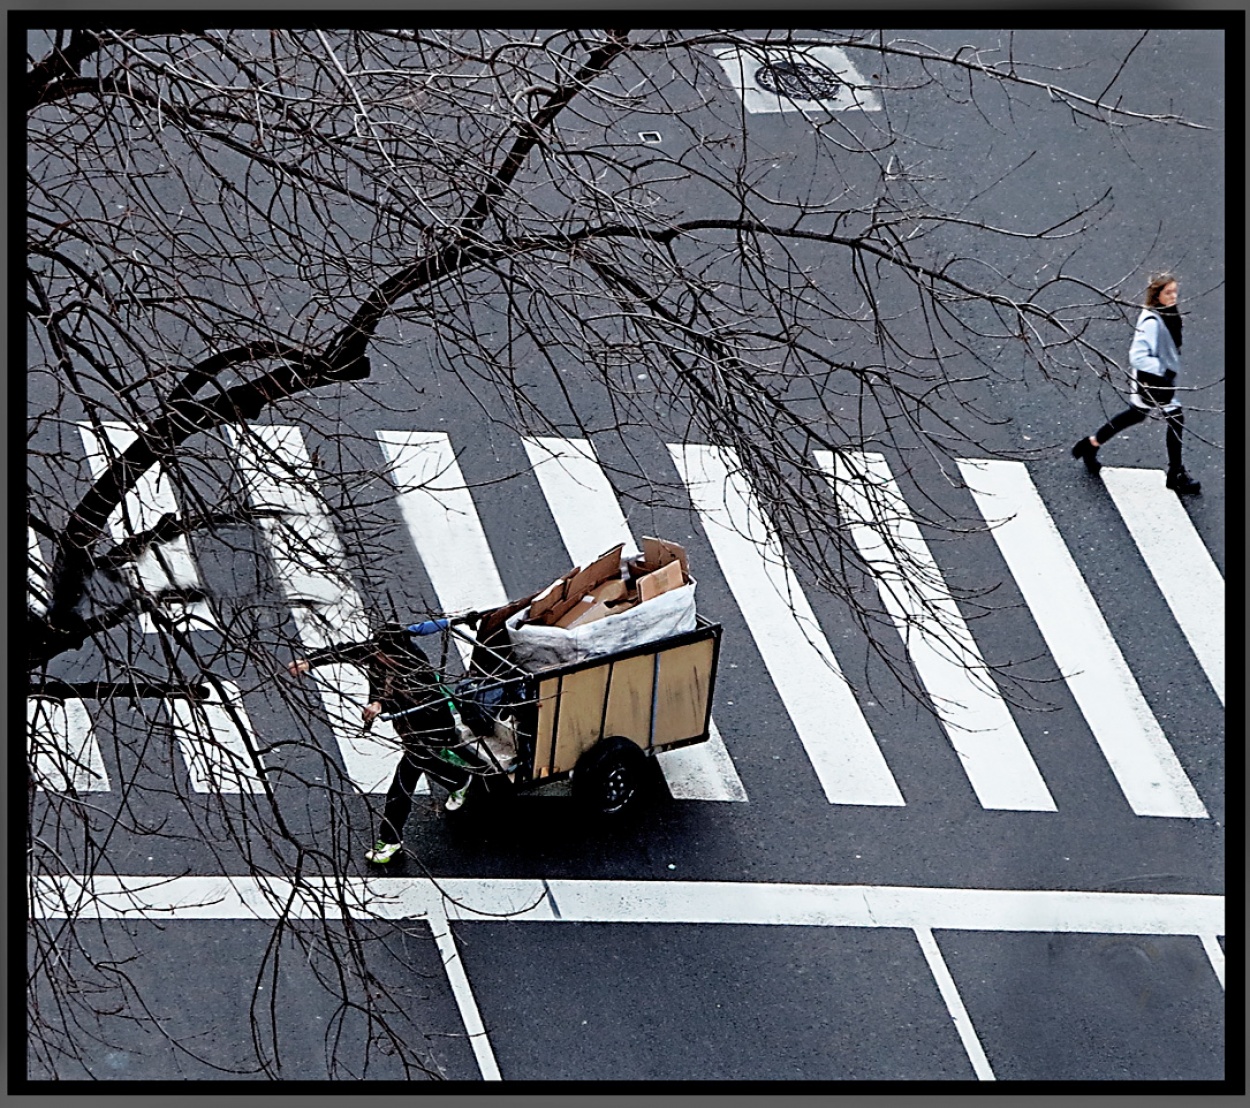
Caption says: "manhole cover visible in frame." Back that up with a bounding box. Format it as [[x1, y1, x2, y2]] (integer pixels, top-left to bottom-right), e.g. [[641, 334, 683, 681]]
[[753, 58, 842, 101]]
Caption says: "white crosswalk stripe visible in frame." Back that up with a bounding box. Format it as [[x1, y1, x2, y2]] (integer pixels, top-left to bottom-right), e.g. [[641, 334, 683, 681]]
[[166, 681, 267, 793], [957, 459, 1207, 819], [523, 436, 748, 802], [671, 443, 905, 807], [1102, 467, 1225, 706], [522, 437, 641, 564], [28, 698, 111, 793], [28, 527, 50, 616], [377, 430, 511, 671], [818, 450, 1055, 812], [230, 425, 408, 794], [77, 422, 216, 632]]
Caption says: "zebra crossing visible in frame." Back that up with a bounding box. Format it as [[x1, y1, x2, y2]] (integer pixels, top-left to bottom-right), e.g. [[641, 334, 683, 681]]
[[30, 427, 1223, 822], [957, 459, 1208, 820], [77, 422, 216, 632], [817, 450, 1056, 812], [672, 443, 904, 807]]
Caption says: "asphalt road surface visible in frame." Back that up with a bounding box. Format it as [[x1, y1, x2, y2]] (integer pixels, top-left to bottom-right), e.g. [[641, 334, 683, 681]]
[[26, 27, 1227, 1084]]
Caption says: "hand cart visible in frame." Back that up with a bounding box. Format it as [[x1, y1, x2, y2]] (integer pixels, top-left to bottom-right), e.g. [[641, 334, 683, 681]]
[[382, 602, 722, 817]]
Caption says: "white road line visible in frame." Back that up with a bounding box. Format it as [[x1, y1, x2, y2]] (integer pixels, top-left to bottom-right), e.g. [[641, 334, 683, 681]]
[[28, 527, 50, 615], [914, 927, 995, 1081], [166, 681, 266, 793], [957, 459, 1207, 820], [30, 876, 1223, 939], [377, 431, 510, 671], [817, 451, 1055, 812], [230, 426, 402, 793], [671, 444, 904, 807], [1102, 467, 1225, 705], [229, 425, 371, 646], [428, 910, 502, 1080], [1201, 935, 1224, 990], [522, 437, 640, 564], [524, 437, 747, 802], [77, 422, 215, 631], [27, 699, 111, 793], [651, 720, 746, 802]]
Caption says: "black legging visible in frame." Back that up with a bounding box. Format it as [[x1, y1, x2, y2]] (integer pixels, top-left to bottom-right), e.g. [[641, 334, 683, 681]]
[[1096, 407, 1185, 471], [378, 730, 472, 843]]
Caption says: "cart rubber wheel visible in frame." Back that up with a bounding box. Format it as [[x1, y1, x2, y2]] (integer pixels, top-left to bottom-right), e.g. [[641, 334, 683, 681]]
[[573, 736, 649, 817]]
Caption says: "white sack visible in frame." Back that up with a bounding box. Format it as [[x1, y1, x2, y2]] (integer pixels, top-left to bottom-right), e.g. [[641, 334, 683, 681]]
[[506, 582, 697, 670]]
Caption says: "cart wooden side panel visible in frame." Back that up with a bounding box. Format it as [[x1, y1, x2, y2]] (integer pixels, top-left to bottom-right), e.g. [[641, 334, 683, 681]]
[[602, 652, 654, 751], [652, 636, 716, 747], [555, 665, 611, 774], [532, 674, 560, 778], [525, 620, 721, 781]]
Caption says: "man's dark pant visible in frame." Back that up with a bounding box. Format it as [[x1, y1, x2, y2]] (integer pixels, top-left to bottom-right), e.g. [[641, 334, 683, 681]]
[[378, 727, 472, 843]]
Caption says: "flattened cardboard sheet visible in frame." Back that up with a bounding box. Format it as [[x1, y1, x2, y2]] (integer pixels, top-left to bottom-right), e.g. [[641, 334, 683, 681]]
[[637, 558, 684, 602]]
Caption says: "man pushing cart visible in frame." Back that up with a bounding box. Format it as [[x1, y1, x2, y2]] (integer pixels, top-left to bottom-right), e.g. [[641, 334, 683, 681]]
[[289, 539, 722, 865]]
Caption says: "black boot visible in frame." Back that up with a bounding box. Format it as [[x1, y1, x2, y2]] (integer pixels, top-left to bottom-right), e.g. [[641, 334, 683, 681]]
[[1071, 437, 1102, 475], [1166, 468, 1201, 495]]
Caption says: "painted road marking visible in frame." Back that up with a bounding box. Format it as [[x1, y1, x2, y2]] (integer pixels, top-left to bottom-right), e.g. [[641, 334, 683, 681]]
[[32, 874, 1222, 1083], [1201, 935, 1224, 990], [27, 698, 111, 793], [231, 426, 405, 794], [522, 437, 640, 564], [957, 459, 1207, 820], [915, 927, 995, 1080], [818, 451, 1055, 812], [229, 425, 370, 645], [672, 444, 905, 806], [1102, 467, 1225, 705], [77, 422, 215, 631], [524, 436, 747, 802], [715, 45, 883, 113], [429, 911, 502, 1080], [166, 681, 266, 793], [376, 431, 510, 671], [30, 875, 1223, 936], [28, 527, 50, 615]]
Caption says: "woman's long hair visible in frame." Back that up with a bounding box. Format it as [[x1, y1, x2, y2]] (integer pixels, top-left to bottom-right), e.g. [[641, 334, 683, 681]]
[[1144, 272, 1178, 308]]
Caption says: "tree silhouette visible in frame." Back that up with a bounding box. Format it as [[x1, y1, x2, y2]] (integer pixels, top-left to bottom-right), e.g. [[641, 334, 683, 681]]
[[25, 26, 1218, 1079]]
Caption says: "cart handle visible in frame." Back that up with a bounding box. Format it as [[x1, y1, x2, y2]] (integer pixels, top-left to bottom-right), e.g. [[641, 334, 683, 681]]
[[406, 618, 450, 636]]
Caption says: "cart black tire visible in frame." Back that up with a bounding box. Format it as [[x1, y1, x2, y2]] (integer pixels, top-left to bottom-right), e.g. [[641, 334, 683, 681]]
[[573, 736, 649, 817]]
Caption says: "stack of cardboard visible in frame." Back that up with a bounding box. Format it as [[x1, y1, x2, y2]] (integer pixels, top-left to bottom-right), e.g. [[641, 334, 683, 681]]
[[520, 537, 692, 631]]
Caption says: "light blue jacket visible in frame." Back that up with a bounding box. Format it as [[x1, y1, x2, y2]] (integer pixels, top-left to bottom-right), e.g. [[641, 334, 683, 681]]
[[1130, 307, 1175, 412], [1128, 308, 1182, 409]]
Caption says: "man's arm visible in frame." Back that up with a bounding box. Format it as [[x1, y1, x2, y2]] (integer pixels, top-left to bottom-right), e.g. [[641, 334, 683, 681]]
[[287, 638, 375, 676]]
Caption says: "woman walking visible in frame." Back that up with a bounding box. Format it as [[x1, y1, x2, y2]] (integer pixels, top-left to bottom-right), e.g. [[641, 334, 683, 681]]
[[1072, 274, 1201, 494]]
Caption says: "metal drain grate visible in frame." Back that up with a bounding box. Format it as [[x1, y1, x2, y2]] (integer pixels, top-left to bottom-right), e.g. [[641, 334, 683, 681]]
[[715, 45, 881, 114], [752, 58, 842, 101]]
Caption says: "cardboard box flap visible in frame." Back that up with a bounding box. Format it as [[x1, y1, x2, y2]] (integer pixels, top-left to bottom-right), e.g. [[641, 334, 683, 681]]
[[528, 543, 625, 626], [637, 558, 685, 602], [640, 536, 688, 579], [557, 578, 631, 629]]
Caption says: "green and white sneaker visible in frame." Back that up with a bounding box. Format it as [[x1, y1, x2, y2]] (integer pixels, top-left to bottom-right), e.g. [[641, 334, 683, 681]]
[[444, 785, 470, 812], [365, 840, 402, 865]]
